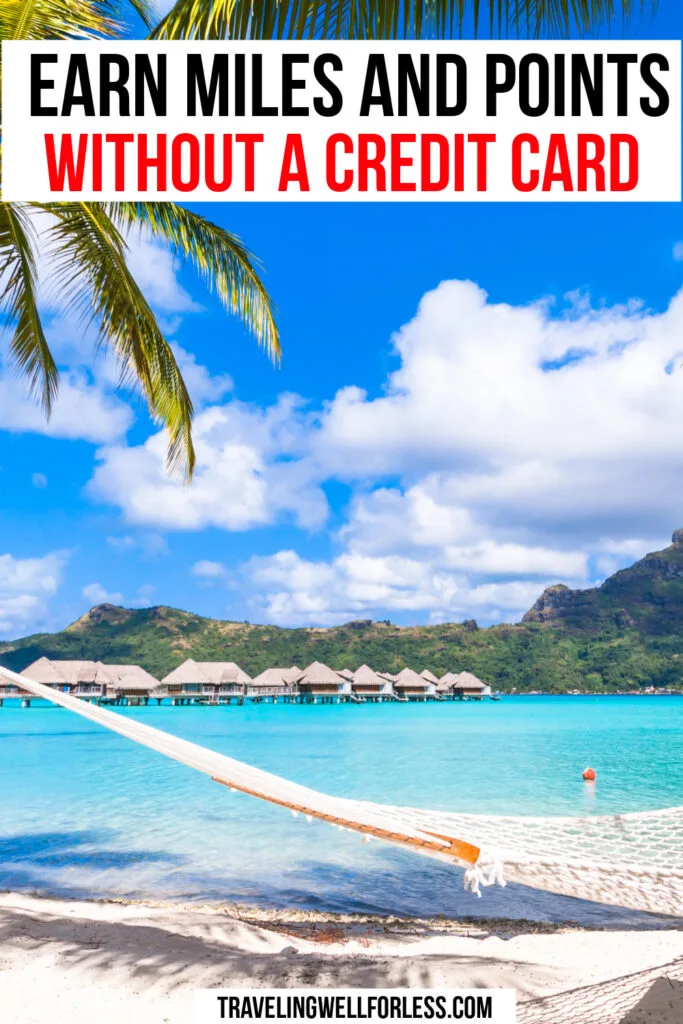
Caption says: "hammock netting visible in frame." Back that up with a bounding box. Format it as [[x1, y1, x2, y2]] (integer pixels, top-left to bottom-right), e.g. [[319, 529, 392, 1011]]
[[4, 667, 683, 918], [517, 956, 683, 1024]]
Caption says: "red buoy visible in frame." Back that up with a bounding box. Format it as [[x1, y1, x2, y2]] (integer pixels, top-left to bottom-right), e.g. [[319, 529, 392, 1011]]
[[582, 767, 597, 781]]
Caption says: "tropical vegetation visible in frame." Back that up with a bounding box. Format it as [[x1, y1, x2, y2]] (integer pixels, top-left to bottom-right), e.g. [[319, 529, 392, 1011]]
[[1, 0, 646, 478], [0, 1, 279, 480], [152, 0, 642, 42], [2, 532, 683, 691]]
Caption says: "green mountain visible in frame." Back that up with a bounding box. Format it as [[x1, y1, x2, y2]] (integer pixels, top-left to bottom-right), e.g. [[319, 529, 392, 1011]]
[[3, 532, 683, 693]]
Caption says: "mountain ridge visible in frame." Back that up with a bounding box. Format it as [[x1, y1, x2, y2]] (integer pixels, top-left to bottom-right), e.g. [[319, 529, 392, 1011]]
[[3, 532, 683, 692]]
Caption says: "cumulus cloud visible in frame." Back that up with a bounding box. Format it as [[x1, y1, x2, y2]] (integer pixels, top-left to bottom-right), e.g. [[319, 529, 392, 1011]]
[[238, 281, 683, 624], [239, 548, 558, 626], [192, 560, 228, 580], [314, 280, 683, 538], [87, 277, 683, 625], [89, 395, 327, 532], [0, 367, 134, 444], [82, 581, 156, 609], [82, 582, 124, 605], [0, 551, 68, 637], [125, 235, 202, 315]]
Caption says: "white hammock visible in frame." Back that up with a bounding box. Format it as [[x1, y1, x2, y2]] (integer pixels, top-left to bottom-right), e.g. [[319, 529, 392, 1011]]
[[4, 666, 683, 918]]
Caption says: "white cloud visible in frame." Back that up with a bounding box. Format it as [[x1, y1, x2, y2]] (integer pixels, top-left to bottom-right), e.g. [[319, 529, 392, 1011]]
[[172, 343, 233, 406], [125, 235, 202, 314], [129, 584, 156, 607], [0, 369, 133, 444], [0, 551, 68, 637], [236, 280, 683, 623], [239, 548, 559, 626], [89, 277, 683, 625], [315, 280, 683, 535], [674, 242, 683, 262], [81, 581, 155, 611], [31, 473, 47, 489], [89, 395, 327, 532], [192, 560, 227, 580], [82, 583, 124, 605]]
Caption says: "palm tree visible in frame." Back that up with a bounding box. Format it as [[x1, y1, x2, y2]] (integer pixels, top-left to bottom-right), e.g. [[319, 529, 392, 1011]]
[[152, 0, 641, 41], [0, 1, 279, 481]]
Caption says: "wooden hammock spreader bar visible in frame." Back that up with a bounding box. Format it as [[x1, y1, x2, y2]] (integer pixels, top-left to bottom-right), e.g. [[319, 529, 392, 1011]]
[[211, 777, 481, 865]]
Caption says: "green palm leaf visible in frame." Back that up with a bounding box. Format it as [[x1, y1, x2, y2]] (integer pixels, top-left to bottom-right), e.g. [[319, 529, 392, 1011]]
[[108, 203, 280, 362], [1, 2, 282, 482], [0, 202, 59, 415], [0, 0, 154, 40], [41, 201, 196, 479], [151, 0, 647, 40]]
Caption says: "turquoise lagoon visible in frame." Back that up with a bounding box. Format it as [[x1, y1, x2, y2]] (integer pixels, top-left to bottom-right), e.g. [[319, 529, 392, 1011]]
[[1, 696, 682, 924]]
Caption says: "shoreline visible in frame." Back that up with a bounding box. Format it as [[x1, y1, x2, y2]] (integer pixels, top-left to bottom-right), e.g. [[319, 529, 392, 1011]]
[[2, 891, 683, 1023]]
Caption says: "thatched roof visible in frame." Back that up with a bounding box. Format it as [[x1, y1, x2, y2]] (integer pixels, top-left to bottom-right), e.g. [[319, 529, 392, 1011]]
[[353, 664, 388, 686], [452, 671, 488, 690], [394, 667, 430, 688], [249, 667, 297, 688], [297, 661, 345, 685], [420, 669, 439, 683], [106, 665, 160, 691], [162, 659, 250, 685], [377, 671, 398, 682], [336, 669, 355, 680], [21, 658, 115, 686], [436, 671, 459, 692]]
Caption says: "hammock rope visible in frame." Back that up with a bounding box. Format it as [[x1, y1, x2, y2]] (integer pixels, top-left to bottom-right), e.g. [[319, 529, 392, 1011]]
[[3, 665, 683, 918]]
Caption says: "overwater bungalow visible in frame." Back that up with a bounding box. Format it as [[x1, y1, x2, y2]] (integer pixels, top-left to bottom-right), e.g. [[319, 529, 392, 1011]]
[[11, 658, 115, 705], [436, 671, 459, 695], [452, 671, 492, 699], [157, 659, 251, 703], [420, 669, 440, 684], [393, 667, 437, 701], [350, 664, 395, 701], [336, 669, 355, 681], [105, 665, 161, 704], [295, 661, 352, 702], [247, 667, 300, 700]]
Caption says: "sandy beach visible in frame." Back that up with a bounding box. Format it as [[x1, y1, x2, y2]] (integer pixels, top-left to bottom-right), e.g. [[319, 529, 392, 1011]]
[[1, 892, 682, 1024]]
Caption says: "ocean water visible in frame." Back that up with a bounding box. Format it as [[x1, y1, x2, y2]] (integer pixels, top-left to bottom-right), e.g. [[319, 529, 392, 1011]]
[[1, 696, 682, 925]]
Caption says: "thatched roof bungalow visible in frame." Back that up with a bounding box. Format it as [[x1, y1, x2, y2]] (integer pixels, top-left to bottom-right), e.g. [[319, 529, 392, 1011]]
[[159, 659, 251, 698], [420, 669, 439, 684], [295, 661, 352, 698], [16, 657, 116, 698], [436, 671, 459, 694], [351, 664, 394, 699], [105, 665, 160, 698], [393, 667, 437, 700], [248, 667, 300, 698], [452, 671, 491, 698]]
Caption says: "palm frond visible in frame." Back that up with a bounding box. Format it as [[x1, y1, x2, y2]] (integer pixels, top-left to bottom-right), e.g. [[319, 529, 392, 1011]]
[[0, 0, 154, 40], [150, 0, 647, 39], [108, 203, 280, 362], [0, 203, 59, 415], [41, 201, 196, 479]]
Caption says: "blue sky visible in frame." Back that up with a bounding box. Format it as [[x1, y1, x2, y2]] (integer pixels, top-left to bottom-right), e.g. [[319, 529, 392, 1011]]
[[3, 3, 683, 638]]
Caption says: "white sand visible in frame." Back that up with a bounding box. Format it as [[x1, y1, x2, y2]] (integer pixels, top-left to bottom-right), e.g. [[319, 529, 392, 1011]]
[[0, 892, 682, 1024]]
